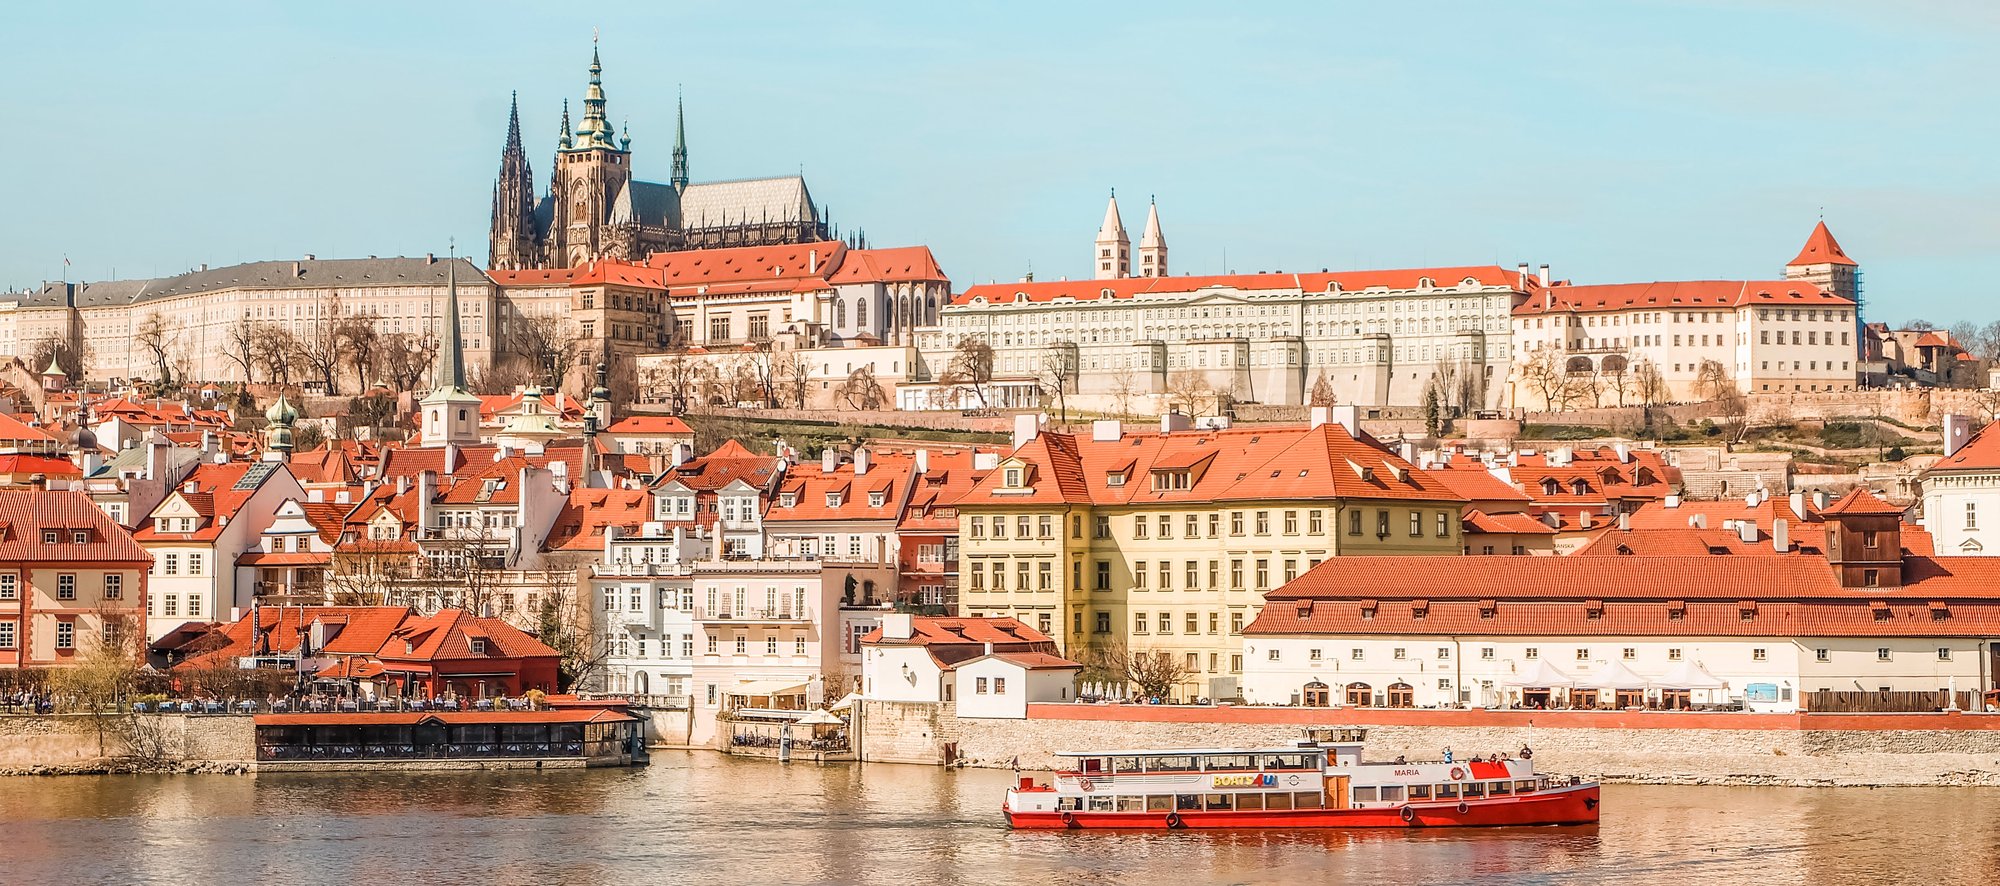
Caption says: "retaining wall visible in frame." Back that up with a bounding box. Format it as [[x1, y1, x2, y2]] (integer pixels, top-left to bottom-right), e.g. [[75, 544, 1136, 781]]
[[860, 703, 2000, 786], [0, 714, 255, 774]]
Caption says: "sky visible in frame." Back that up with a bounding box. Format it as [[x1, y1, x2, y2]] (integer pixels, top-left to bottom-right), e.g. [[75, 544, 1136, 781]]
[[2, 1, 1996, 323]]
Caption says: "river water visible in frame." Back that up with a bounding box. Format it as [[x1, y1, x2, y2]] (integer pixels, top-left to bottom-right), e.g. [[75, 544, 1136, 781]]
[[4, 753, 1998, 885]]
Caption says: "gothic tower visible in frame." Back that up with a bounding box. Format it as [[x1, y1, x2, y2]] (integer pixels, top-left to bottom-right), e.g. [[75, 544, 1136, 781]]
[[671, 92, 689, 194], [488, 92, 538, 270], [1138, 196, 1167, 278], [549, 42, 635, 266], [420, 262, 482, 448], [1094, 190, 1130, 280]]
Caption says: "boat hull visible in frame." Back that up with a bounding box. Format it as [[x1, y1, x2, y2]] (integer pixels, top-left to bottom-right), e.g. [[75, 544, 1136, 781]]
[[1006, 782, 1600, 830]]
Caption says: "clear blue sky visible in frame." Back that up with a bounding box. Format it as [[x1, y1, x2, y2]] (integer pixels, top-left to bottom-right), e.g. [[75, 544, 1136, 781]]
[[3, 1, 1995, 324]]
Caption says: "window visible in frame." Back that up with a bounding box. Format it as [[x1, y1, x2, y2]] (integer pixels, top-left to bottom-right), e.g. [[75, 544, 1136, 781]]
[[1230, 560, 1244, 590], [1525, 647, 1539, 660], [1230, 612, 1243, 634], [1185, 653, 1200, 672], [1309, 648, 1323, 661], [0, 574, 15, 600], [1186, 562, 1199, 590], [1182, 613, 1197, 635], [1752, 648, 1767, 661], [1158, 562, 1172, 590], [1207, 514, 1220, 538], [1438, 647, 1451, 660], [1157, 612, 1171, 634], [994, 677, 1007, 694], [1622, 647, 1635, 660], [1039, 516, 1053, 538], [42, 530, 58, 545], [1038, 561, 1053, 590], [1094, 516, 1111, 539], [0, 621, 12, 649], [1095, 611, 1110, 633], [1816, 648, 1830, 662], [57, 574, 76, 601], [189, 553, 204, 576], [1408, 512, 1421, 537], [1968, 502, 1978, 530], [103, 575, 122, 600], [1350, 648, 1364, 661], [1878, 648, 1892, 662], [164, 553, 180, 576], [1134, 613, 1149, 634], [976, 677, 989, 694], [1480, 647, 1494, 660], [1095, 561, 1110, 591], [1255, 511, 1270, 535], [1437, 513, 1450, 537], [1309, 511, 1324, 534], [1255, 560, 1270, 590], [1377, 510, 1391, 537], [1134, 518, 1149, 539], [1231, 512, 1245, 535], [1157, 515, 1172, 539], [1186, 515, 1200, 538], [1939, 647, 1953, 661], [1269, 648, 1282, 661], [1283, 511, 1298, 535], [707, 634, 718, 654], [1668, 648, 1682, 661], [735, 634, 747, 654], [55, 621, 74, 650], [766, 636, 778, 655], [1231, 654, 1242, 673]]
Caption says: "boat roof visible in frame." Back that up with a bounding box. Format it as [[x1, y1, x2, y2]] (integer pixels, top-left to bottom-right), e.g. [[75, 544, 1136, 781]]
[[1054, 746, 1333, 757]]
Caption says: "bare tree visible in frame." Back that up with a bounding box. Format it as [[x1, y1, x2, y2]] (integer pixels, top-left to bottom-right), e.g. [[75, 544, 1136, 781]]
[[940, 337, 995, 407], [779, 350, 812, 409], [336, 316, 380, 391], [375, 332, 436, 393], [28, 331, 88, 381], [1603, 353, 1635, 407], [650, 351, 701, 412], [1080, 638, 1193, 701], [222, 316, 259, 384], [1692, 359, 1732, 402], [1519, 345, 1568, 412], [250, 323, 301, 388], [327, 537, 415, 606], [835, 366, 888, 410], [507, 313, 583, 390], [1633, 357, 1669, 407], [529, 555, 607, 692], [291, 292, 346, 395], [134, 313, 177, 386], [1165, 370, 1217, 418], [746, 341, 779, 408], [1039, 343, 1078, 423]]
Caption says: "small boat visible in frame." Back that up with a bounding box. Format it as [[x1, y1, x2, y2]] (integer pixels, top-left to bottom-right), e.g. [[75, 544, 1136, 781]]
[[1004, 727, 1598, 830]]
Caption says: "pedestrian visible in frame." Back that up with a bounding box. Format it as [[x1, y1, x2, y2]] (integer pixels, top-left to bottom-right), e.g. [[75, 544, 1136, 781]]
[[1520, 745, 1533, 760]]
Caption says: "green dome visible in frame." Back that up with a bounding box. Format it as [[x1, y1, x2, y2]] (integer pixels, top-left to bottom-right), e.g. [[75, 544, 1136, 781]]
[[265, 395, 298, 427]]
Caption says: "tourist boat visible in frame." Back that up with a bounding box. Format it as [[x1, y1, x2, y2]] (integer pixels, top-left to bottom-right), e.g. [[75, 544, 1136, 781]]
[[1004, 728, 1598, 829]]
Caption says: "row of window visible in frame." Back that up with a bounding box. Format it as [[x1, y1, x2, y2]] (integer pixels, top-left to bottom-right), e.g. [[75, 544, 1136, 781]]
[[0, 619, 117, 651], [0, 574, 121, 602], [969, 509, 1450, 541], [1131, 611, 1246, 636], [1273, 645, 1954, 664], [610, 631, 812, 660], [155, 552, 206, 577]]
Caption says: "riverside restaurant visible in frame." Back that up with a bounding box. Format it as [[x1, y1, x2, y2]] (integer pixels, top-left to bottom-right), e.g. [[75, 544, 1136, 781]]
[[253, 708, 645, 769]]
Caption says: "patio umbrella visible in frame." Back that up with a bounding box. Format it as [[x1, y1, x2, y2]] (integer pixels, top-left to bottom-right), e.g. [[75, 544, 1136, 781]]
[[1576, 660, 1653, 691], [1501, 658, 1576, 688], [796, 709, 843, 725], [827, 692, 860, 712], [1656, 659, 1727, 689]]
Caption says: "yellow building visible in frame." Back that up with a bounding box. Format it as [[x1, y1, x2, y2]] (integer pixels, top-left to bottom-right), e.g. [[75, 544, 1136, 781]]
[[952, 410, 1464, 700]]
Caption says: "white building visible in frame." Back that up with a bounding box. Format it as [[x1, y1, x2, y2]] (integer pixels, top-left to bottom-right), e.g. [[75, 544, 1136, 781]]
[[1921, 415, 2000, 556], [132, 459, 303, 640], [859, 613, 1073, 719]]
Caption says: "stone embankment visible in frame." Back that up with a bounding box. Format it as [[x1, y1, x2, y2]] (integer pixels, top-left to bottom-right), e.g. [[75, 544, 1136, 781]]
[[857, 702, 2000, 787], [0, 713, 255, 776]]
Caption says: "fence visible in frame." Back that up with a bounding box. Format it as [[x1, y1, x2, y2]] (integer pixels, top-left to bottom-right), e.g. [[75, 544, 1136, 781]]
[[1803, 690, 1976, 713]]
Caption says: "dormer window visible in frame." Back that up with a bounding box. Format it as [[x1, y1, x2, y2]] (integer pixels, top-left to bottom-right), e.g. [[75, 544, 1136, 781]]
[[42, 529, 58, 544], [779, 492, 797, 508], [71, 530, 89, 544], [1106, 472, 1126, 487], [1541, 478, 1560, 496], [1570, 479, 1590, 496], [1004, 467, 1024, 488], [869, 491, 886, 508], [1152, 470, 1192, 491], [826, 492, 843, 508], [469, 638, 487, 654]]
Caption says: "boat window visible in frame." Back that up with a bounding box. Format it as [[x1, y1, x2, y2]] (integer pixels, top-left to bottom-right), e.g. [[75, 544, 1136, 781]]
[[1409, 784, 1431, 800], [1175, 794, 1202, 810], [1058, 796, 1083, 811], [1110, 756, 1143, 773], [1237, 793, 1265, 811], [1080, 757, 1109, 774], [1206, 754, 1253, 771], [1294, 791, 1325, 809], [1149, 755, 1198, 772], [1088, 796, 1116, 812], [1380, 785, 1406, 802], [1464, 782, 1486, 798], [1266, 793, 1295, 811], [1146, 796, 1173, 812], [1260, 753, 1312, 770], [1205, 794, 1234, 810], [1515, 780, 1537, 794], [1489, 781, 1512, 796], [1352, 786, 1379, 803], [1436, 784, 1459, 799], [1117, 796, 1145, 812]]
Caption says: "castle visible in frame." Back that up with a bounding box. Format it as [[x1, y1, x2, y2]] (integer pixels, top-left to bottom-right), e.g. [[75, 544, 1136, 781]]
[[488, 43, 834, 270]]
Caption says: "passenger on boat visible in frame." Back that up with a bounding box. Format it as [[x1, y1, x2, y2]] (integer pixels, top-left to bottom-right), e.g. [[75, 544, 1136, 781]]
[[1520, 746, 1533, 760], [1394, 755, 1407, 764], [1441, 746, 1453, 763]]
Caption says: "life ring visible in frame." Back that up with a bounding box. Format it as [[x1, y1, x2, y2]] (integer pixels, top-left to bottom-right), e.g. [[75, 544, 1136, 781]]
[[1061, 810, 1078, 829], [1449, 767, 1466, 781], [1400, 805, 1415, 823], [1456, 801, 1470, 815], [1165, 811, 1185, 830], [1079, 778, 1094, 792]]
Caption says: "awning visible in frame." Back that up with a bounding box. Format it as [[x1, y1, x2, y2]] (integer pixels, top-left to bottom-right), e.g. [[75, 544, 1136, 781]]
[[1657, 659, 1728, 689], [1502, 658, 1575, 688], [725, 679, 809, 697], [827, 691, 861, 712], [1575, 660, 1652, 691]]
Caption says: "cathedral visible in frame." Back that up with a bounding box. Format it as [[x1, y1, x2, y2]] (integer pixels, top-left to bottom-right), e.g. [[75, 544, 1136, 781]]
[[488, 44, 833, 270]]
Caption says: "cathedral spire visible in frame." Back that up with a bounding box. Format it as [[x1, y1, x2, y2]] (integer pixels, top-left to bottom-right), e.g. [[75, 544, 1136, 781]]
[[671, 88, 689, 193], [1138, 195, 1167, 278], [1094, 189, 1130, 280], [557, 99, 572, 150], [574, 39, 618, 150], [490, 91, 536, 270], [437, 261, 467, 392]]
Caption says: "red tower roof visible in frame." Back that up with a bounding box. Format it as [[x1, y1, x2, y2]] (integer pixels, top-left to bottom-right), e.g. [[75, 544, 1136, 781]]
[[1789, 221, 1857, 267]]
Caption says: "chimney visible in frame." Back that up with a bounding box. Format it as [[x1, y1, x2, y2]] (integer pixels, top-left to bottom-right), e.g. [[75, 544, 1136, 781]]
[[396, 474, 410, 495], [809, 249, 818, 275], [1773, 518, 1790, 553], [1738, 520, 1758, 544], [974, 452, 999, 471], [1309, 405, 1333, 429], [1578, 511, 1593, 529], [426, 253, 436, 265], [1943, 414, 1974, 458], [292, 261, 303, 278], [1812, 489, 1828, 510], [303, 253, 315, 261], [1665, 494, 1681, 509], [1690, 513, 1708, 529], [1617, 512, 1629, 531], [1329, 405, 1361, 436], [335, 489, 351, 504], [983, 641, 994, 656], [1789, 491, 1808, 520], [1538, 264, 1551, 287], [1092, 419, 1123, 441], [914, 448, 930, 474], [1613, 442, 1631, 463], [822, 447, 839, 473], [882, 612, 914, 641], [308, 488, 324, 503], [672, 442, 691, 468], [1013, 413, 1042, 450], [1517, 262, 1530, 289], [853, 447, 869, 476], [1158, 411, 1192, 435]]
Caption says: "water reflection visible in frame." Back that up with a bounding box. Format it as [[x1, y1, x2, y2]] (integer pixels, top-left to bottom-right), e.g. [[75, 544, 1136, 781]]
[[2, 756, 1998, 885]]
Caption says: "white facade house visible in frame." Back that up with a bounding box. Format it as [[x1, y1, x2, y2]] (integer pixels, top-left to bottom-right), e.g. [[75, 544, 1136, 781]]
[[859, 614, 1073, 718], [134, 459, 303, 640], [952, 652, 1081, 719], [1921, 415, 2000, 556]]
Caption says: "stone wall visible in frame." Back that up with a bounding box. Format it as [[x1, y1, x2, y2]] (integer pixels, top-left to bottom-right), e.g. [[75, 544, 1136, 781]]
[[0, 714, 255, 775], [640, 708, 696, 748], [861, 704, 2000, 787], [856, 700, 956, 765]]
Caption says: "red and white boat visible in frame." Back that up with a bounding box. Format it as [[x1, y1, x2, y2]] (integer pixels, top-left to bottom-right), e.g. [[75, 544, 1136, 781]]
[[1005, 728, 1599, 830]]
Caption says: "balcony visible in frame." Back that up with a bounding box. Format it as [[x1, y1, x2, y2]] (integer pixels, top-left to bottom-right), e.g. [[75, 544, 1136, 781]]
[[593, 562, 691, 578], [693, 606, 814, 623]]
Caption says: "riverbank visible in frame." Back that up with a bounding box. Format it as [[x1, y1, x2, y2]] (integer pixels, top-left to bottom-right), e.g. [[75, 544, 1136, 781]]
[[856, 701, 2000, 787]]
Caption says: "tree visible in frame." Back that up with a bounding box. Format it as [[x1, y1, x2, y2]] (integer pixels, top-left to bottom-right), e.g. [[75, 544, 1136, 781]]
[[649, 351, 701, 413], [1309, 370, 1337, 408], [53, 614, 143, 757], [1080, 639, 1194, 701], [29, 331, 89, 382], [1519, 345, 1567, 412], [134, 313, 177, 387], [326, 537, 414, 606], [506, 313, 583, 390], [222, 316, 260, 384], [344, 392, 402, 436], [291, 292, 347, 395], [835, 366, 887, 410], [746, 341, 779, 408], [336, 316, 380, 391], [778, 350, 812, 409], [940, 337, 995, 407], [529, 556, 607, 693], [250, 323, 301, 388], [1039, 343, 1078, 424], [1165, 370, 1216, 418], [1692, 359, 1732, 402], [375, 332, 436, 393], [1633, 357, 1669, 407], [1422, 382, 1442, 437], [1108, 365, 1141, 418], [1603, 354, 1635, 407]]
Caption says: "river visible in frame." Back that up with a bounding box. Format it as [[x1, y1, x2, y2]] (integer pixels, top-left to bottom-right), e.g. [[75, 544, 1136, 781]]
[[4, 753, 1998, 885]]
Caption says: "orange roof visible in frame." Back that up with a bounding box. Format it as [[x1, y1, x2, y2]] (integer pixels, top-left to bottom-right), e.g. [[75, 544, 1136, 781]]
[[1819, 488, 1906, 517], [1789, 220, 1858, 267], [604, 415, 694, 436], [897, 449, 995, 532], [546, 487, 653, 551], [648, 241, 846, 296], [769, 452, 913, 524], [0, 490, 149, 562], [489, 259, 665, 289], [1514, 280, 1851, 317], [657, 439, 779, 492], [1932, 422, 2000, 472], [1462, 509, 1557, 535], [130, 462, 278, 542], [955, 265, 1527, 307], [1913, 331, 1954, 349], [0, 454, 82, 477], [255, 709, 634, 726], [386, 609, 558, 662], [1423, 461, 1533, 506], [827, 246, 946, 284]]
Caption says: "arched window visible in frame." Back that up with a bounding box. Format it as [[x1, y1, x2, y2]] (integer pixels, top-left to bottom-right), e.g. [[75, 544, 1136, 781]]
[[1345, 682, 1373, 707], [855, 297, 868, 328], [1387, 682, 1415, 708], [834, 299, 846, 327], [1302, 680, 1330, 707]]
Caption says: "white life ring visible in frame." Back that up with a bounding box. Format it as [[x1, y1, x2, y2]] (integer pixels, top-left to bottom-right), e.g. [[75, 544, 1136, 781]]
[[1449, 766, 1466, 781], [1079, 778, 1094, 792]]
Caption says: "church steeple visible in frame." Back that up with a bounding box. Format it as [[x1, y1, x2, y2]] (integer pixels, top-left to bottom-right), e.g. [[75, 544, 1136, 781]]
[[420, 259, 481, 448], [670, 90, 689, 193], [437, 261, 467, 392], [1138, 195, 1167, 278], [557, 99, 572, 151], [572, 40, 620, 151], [488, 91, 537, 270], [1094, 189, 1130, 280]]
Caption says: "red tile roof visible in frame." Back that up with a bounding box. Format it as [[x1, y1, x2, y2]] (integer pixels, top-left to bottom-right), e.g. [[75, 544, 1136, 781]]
[[767, 452, 913, 523], [1789, 220, 1858, 267], [657, 439, 778, 492], [0, 454, 83, 478], [604, 415, 694, 436], [1931, 422, 2000, 472], [546, 487, 654, 551], [1819, 488, 1906, 517], [827, 246, 947, 284], [1513, 280, 1850, 317], [130, 462, 276, 542], [1462, 510, 1558, 535], [955, 265, 1528, 306], [897, 450, 994, 532], [1425, 461, 1534, 506], [386, 609, 558, 661], [0, 490, 149, 563], [489, 259, 666, 289]]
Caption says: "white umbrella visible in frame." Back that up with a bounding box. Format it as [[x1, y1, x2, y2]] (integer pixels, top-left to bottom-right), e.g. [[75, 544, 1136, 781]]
[[1656, 659, 1727, 689], [1501, 658, 1576, 688], [796, 709, 843, 725], [1576, 660, 1653, 691], [827, 691, 860, 712]]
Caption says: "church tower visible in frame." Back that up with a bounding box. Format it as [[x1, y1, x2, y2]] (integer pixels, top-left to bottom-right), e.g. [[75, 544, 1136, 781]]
[[671, 92, 689, 194], [1138, 196, 1167, 278], [1784, 220, 1859, 305], [420, 263, 483, 448], [488, 92, 538, 270], [549, 42, 635, 266], [1094, 191, 1130, 280]]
